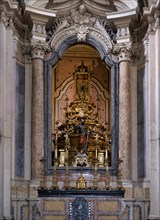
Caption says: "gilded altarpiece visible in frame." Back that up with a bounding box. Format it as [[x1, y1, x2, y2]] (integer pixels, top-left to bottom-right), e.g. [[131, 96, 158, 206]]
[[51, 54, 111, 169]]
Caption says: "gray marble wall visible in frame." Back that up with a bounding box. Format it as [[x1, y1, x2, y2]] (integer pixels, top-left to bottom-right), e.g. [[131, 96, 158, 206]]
[[137, 66, 146, 178], [15, 64, 25, 177]]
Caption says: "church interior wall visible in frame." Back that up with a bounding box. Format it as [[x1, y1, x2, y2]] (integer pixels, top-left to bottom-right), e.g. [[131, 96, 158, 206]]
[[1, 0, 160, 219]]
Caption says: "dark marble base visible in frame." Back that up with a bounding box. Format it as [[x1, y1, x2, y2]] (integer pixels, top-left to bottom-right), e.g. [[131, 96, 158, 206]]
[[38, 189, 125, 198]]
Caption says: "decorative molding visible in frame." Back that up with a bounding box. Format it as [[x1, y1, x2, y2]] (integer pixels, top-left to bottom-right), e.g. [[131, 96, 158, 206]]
[[89, 27, 113, 52], [113, 42, 142, 63], [32, 22, 46, 36], [31, 44, 45, 60], [154, 10, 160, 31], [94, 18, 116, 43], [49, 16, 114, 53], [22, 41, 51, 60], [31, 21, 47, 42], [117, 26, 130, 37], [47, 4, 116, 51], [47, 16, 70, 39], [118, 46, 132, 62], [0, 11, 14, 29]]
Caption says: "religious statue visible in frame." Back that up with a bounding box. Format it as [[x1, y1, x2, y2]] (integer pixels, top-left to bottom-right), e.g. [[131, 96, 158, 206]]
[[74, 117, 89, 154], [52, 61, 111, 168]]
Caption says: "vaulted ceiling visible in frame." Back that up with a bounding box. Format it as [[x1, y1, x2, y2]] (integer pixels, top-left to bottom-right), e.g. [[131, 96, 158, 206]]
[[24, 0, 138, 16]]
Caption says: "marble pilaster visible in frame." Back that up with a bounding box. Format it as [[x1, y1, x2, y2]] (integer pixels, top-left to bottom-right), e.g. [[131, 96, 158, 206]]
[[118, 47, 131, 181], [147, 14, 160, 219], [0, 12, 14, 220], [31, 45, 45, 180], [0, 12, 6, 220]]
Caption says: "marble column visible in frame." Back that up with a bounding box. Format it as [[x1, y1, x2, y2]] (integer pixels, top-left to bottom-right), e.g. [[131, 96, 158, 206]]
[[118, 47, 131, 181], [31, 45, 45, 180], [24, 53, 32, 181]]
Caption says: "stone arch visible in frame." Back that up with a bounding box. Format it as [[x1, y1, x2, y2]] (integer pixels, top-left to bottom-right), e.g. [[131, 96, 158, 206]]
[[47, 36, 113, 67], [44, 30, 119, 175]]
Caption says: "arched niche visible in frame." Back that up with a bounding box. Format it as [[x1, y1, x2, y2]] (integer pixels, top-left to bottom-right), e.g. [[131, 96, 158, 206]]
[[44, 37, 119, 175]]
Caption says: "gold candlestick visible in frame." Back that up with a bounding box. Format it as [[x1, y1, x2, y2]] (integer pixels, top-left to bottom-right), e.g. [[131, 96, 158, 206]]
[[51, 162, 58, 190], [63, 164, 71, 190], [105, 159, 111, 190], [92, 167, 98, 190]]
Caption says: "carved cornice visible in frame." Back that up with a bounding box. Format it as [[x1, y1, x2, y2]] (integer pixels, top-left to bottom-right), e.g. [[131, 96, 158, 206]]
[[0, 10, 27, 41]]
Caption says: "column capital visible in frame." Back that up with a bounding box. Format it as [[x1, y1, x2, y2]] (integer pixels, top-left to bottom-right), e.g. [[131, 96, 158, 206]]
[[29, 14, 51, 59], [113, 45, 132, 63], [119, 47, 131, 62], [30, 40, 51, 59], [154, 10, 160, 31], [0, 11, 14, 30]]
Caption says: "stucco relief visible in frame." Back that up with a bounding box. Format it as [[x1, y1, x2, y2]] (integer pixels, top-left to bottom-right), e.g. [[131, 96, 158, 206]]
[[49, 5, 115, 53]]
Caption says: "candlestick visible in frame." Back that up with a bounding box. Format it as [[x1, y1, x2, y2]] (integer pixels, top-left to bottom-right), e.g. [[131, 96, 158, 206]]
[[51, 162, 58, 190]]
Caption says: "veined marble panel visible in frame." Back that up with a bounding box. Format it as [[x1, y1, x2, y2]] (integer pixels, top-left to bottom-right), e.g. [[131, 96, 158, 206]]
[[15, 63, 25, 177], [137, 66, 146, 178]]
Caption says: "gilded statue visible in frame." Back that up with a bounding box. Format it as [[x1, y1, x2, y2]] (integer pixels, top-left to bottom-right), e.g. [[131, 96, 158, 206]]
[[74, 117, 89, 154]]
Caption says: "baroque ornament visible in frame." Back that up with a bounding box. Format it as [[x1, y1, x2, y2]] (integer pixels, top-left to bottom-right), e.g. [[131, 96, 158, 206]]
[[49, 4, 115, 52], [76, 25, 89, 42]]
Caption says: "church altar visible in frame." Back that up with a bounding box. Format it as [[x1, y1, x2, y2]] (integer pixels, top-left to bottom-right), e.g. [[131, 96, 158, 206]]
[[37, 189, 125, 220], [37, 61, 125, 220]]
